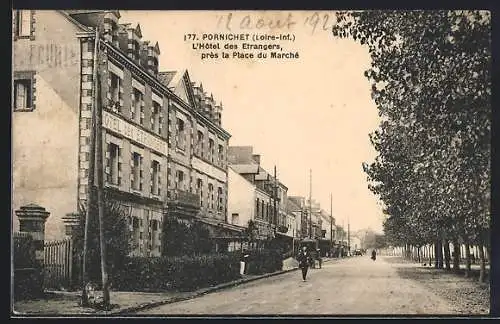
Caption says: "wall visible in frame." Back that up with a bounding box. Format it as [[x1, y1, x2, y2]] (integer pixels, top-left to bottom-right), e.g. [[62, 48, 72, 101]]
[[12, 10, 82, 241], [227, 168, 254, 228]]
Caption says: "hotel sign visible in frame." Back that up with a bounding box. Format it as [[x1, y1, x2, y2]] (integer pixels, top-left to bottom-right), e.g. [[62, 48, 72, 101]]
[[103, 111, 168, 155], [192, 156, 227, 182]]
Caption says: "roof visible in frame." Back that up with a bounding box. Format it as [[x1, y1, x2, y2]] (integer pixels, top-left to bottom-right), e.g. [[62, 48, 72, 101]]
[[57, 10, 92, 32], [229, 164, 260, 174], [286, 198, 302, 213], [255, 167, 270, 181], [157, 71, 177, 88]]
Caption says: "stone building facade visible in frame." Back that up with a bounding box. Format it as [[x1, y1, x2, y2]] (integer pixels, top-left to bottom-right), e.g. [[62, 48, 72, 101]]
[[12, 9, 232, 255]]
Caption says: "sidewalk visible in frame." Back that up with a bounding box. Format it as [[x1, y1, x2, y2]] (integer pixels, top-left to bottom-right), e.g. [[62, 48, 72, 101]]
[[13, 257, 338, 316]]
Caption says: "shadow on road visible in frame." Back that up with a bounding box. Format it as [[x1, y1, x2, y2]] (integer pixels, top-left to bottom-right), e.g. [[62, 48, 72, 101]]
[[382, 256, 490, 315]]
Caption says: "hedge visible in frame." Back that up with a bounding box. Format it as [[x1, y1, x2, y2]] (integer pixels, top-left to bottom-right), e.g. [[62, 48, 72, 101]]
[[13, 235, 43, 300], [245, 249, 283, 275], [113, 253, 241, 292]]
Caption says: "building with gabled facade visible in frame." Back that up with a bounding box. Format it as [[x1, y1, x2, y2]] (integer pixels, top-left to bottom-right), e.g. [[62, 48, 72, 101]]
[[12, 9, 235, 256], [227, 146, 279, 240], [288, 196, 309, 238]]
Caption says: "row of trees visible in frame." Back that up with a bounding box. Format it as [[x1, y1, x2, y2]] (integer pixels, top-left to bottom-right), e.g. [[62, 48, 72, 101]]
[[333, 11, 491, 282]]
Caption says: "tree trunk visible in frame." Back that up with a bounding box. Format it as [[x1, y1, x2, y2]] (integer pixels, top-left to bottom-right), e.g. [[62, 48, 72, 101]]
[[436, 240, 444, 269], [417, 246, 421, 263], [478, 244, 487, 283], [464, 243, 471, 278], [452, 240, 460, 273], [443, 239, 451, 271], [428, 244, 433, 266], [434, 242, 439, 268]]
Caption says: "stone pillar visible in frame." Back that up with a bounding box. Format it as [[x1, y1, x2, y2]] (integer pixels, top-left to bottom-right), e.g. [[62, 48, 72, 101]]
[[62, 212, 80, 238], [15, 203, 50, 297], [16, 204, 50, 263]]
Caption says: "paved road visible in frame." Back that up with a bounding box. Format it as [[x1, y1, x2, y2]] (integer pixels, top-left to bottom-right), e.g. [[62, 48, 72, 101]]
[[138, 256, 456, 315]]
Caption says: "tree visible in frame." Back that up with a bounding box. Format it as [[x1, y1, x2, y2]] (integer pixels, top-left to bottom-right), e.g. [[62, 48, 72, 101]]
[[161, 218, 213, 256], [245, 220, 258, 250], [333, 10, 491, 282], [74, 190, 132, 286]]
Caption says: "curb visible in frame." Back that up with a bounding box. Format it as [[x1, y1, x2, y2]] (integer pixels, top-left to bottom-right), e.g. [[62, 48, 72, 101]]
[[110, 267, 300, 315]]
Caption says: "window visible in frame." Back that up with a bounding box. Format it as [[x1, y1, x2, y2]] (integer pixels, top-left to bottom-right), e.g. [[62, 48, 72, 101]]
[[131, 152, 142, 191], [176, 118, 186, 150], [217, 187, 223, 212], [218, 144, 224, 166], [151, 160, 161, 195], [152, 101, 161, 134], [109, 72, 121, 112], [231, 213, 239, 225], [13, 78, 33, 111], [197, 179, 203, 206], [132, 88, 142, 123], [176, 170, 184, 190], [256, 199, 260, 218], [15, 10, 32, 38], [208, 139, 215, 163], [197, 131, 204, 156], [208, 184, 214, 209], [106, 143, 121, 185]]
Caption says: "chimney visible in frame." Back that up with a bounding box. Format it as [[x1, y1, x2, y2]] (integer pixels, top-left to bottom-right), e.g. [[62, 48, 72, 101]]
[[193, 83, 205, 112], [123, 23, 142, 62], [117, 23, 130, 53], [141, 41, 160, 76], [102, 11, 121, 47], [216, 101, 223, 125], [252, 154, 261, 165]]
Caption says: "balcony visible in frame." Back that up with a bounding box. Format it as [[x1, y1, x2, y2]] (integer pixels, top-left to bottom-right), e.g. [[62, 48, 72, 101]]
[[166, 189, 200, 220], [167, 189, 200, 209]]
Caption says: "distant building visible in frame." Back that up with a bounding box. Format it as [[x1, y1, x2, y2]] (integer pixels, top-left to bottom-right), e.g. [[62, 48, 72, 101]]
[[227, 146, 278, 240], [320, 209, 336, 241]]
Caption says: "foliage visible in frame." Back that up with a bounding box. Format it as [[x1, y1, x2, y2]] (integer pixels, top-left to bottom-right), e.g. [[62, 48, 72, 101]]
[[332, 11, 491, 253], [73, 189, 132, 284], [245, 249, 283, 275], [245, 220, 258, 241], [13, 234, 37, 269], [113, 253, 241, 292], [161, 218, 213, 257], [13, 234, 42, 300]]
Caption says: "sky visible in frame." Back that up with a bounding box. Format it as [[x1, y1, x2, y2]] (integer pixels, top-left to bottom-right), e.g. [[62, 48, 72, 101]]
[[120, 10, 384, 233]]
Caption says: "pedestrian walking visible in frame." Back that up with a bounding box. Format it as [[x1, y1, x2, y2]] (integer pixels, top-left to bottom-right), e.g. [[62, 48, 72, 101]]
[[316, 249, 322, 269], [297, 246, 312, 282], [371, 249, 377, 261]]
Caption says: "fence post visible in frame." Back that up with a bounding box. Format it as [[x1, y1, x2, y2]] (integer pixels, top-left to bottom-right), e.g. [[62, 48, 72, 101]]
[[15, 204, 50, 295]]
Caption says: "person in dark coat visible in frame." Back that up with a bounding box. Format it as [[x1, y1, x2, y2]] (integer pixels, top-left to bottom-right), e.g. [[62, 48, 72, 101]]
[[297, 246, 312, 281], [316, 249, 322, 269], [371, 249, 377, 261]]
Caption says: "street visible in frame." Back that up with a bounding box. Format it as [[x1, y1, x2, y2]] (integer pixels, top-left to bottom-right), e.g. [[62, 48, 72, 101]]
[[137, 256, 460, 315]]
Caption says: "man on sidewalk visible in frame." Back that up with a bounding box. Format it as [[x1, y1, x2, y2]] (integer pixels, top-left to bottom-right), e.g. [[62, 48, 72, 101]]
[[297, 246, 312, 282], [316, 249, 322, 269]]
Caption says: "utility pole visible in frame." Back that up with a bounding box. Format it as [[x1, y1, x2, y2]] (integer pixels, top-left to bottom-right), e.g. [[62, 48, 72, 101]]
[[347, 215, 351, 255], [309, 169, 312, 239], [342, 219, 345, 243], [273, 166, 278, 230], [96, 55, 110, 309], [330, 193, 333, 247], [81, 29, 99, 307]]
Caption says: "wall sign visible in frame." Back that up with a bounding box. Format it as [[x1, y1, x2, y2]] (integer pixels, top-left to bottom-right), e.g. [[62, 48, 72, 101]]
[[103, 110, 168, 155]]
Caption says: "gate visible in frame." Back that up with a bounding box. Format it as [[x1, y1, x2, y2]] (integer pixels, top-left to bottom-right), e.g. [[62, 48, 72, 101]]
[[43, 239, 74, 290]]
